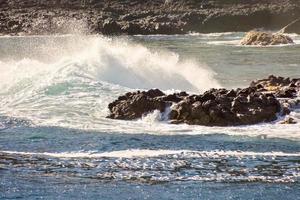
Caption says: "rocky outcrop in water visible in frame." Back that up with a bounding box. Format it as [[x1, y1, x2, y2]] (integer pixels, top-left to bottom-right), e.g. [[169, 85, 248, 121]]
[[251, 75, 300, 118], [240, 31, 294, 46], [250, 75, 300, 98], [108, 76, 300, 126], [108, 89, 281, 127], [108, 89, 167, 120], [1, 0, 300, 35]]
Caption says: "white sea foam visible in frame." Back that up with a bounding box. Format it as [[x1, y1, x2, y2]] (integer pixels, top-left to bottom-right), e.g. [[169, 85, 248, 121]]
[[2, 149, 299, 184], [188, 32, 243, 37], [2, 149, 300, 158], [207, 39, 300, 47], [0, 34, 299, 141], [206, 40, 240, 45], [0, 35, 221, 129], [0, 35, 219, 92]]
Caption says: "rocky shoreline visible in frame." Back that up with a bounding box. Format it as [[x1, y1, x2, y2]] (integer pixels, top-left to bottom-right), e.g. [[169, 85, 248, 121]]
[[107, 76, 300, 126], [1, 0, 300, 35]]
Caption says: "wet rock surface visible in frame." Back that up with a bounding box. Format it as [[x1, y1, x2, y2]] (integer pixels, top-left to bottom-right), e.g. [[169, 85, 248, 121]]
[[240, 31, 294, 46], [108, 76, 300, 126], [251, 75, 300, 98], [108, 89, 167, 120], [1, 0, 300, 35]]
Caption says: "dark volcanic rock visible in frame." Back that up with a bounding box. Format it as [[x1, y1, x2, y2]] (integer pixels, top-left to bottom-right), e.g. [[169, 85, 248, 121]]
[[102, 18, 122, 35], [1, 0, 300, 35], [108, 89, 167, 120], [108, 86, 282, 126], [108, 76, 300, 126], [251, 75, 300, 98]]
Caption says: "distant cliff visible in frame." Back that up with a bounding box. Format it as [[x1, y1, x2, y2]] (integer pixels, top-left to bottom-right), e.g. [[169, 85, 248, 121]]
[[0, 0, 300, 35]]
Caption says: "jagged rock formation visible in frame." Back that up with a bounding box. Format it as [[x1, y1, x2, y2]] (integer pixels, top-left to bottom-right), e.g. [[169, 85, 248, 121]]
[[1, 0, 300, 35], [240, 31, 294, 46], [251, 75, 300, 118], [250, 75, 300, 98], [107, 76, 300, 126]]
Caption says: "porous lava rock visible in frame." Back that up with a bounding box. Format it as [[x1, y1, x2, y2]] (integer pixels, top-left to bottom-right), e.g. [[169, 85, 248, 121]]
[[250, 75, 300, 98], [108, 87, 282, 126]]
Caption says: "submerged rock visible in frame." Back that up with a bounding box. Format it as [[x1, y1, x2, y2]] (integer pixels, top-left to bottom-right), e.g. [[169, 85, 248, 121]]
[[240, 31, 294, 46]]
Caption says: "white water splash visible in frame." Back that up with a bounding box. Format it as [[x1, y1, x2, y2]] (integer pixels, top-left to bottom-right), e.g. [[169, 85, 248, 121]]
[[0, 35, 220, 128], [0, 35, 220, 93], [0, 34, 299, 141], [2, 149, 300, 158]]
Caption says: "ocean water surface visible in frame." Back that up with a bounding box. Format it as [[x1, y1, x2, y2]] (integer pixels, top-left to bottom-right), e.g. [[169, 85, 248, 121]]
[[0, 33, 300, 199]]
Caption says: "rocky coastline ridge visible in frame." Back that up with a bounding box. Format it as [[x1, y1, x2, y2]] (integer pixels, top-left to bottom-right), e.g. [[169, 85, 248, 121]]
[[1, 0, 300, 35], [107, 76, 300, 126]]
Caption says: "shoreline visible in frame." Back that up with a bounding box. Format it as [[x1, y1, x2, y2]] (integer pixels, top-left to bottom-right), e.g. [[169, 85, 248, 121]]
[[1, 0, 300, 35]]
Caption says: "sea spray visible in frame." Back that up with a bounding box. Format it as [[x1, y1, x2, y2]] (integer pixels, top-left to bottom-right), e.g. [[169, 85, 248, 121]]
[[0, 35, 220, 92], [0, 35, 220, 129], [0, 35, 299, 140]]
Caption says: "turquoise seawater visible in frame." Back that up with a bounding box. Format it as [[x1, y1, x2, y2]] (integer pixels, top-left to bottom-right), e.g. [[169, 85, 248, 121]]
[[0, 33, 299, 199]]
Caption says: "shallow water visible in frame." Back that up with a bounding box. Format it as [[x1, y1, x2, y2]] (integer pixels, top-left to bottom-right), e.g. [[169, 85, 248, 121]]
[[0, 33, 299, 199]]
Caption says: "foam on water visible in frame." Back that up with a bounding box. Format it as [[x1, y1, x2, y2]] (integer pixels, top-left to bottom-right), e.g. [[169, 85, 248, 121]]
[[1, 149, 299, 183], [0, 35, 221, 129], [2, 149, 300, 158], [0, 35, 219, 92], [0, 34, 299, 141], [0, 33, 300, 199]]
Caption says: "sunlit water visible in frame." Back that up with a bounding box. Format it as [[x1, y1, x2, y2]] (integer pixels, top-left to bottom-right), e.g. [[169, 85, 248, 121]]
[[0, 33, 299, 199]]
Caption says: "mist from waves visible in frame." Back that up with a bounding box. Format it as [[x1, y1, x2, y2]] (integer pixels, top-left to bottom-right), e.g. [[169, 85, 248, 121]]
[[0, 34, 300, 189], [0, 35, 220, 129], [0, 34, 299, 140]]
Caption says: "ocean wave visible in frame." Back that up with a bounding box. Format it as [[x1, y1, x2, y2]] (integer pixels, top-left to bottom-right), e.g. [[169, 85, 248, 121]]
[[0, 35, 299, 141], [0, 35, 219, 92], [207, 39, 300, 47], [2, 149, 300, 158], [0, 35, 221, 130], [1, 149, 299, 183], [188, 32, 244, 37], [206, 40, 241, 45]]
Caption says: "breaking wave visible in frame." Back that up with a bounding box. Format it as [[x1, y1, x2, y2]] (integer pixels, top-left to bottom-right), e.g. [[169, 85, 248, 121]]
[[1, 149, 299, 183], [0, 35, 222, 129], [0, 34, 299, 141]]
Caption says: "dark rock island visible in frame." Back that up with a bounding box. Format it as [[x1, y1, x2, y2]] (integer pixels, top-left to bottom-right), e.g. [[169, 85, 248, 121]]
[[1, 0, 300, 35], [108, 76, 300, 126]]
